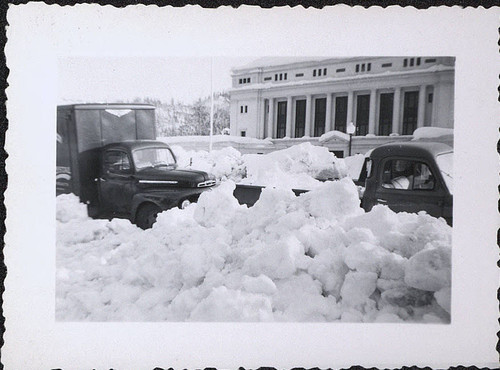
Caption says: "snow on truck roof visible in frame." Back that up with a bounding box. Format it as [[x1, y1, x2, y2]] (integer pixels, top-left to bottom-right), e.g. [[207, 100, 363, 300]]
[[370, 141, 453, 159], [57, 103, 155, 110]]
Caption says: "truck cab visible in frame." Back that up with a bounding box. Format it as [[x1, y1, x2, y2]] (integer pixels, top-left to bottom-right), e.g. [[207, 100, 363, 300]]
[[57, 104, 216, 228], [361, 142, 453, 225]]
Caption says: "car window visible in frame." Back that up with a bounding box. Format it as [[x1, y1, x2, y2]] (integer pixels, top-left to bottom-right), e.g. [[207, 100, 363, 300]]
[[381, 159, 435, 191], [104, 150, 131, 174]]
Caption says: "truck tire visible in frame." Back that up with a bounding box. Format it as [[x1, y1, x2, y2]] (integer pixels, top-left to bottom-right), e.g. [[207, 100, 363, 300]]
[[136, 203, 161, 230]]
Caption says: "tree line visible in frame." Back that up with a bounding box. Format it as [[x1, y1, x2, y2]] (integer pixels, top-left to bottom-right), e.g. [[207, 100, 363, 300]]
[[133, 92, 230, 137]]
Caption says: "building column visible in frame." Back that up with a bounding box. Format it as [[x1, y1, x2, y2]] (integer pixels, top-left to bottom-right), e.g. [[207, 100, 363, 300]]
[[392, 87, 401, 134], [305, 94, 312, 137], [331, 94, 336, 131], [368, 89, 377, 134], [325, 93, 333, 132], [346, 90, 354, 127], [417, 85, 427, 129], [286, 96, 293, 138], [267, 98, 275, 139]]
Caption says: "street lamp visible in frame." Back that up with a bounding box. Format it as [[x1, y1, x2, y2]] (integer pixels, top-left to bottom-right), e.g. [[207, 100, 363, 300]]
[[346, 121, 356, 156]]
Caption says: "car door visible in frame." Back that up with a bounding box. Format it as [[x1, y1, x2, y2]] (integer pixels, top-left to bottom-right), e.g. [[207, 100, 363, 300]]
[[374, 157, 447, 218], [98, 150, 136, 216]]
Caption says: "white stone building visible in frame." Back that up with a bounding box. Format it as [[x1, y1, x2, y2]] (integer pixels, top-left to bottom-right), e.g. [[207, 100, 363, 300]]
[[229, 57, 454, 142]]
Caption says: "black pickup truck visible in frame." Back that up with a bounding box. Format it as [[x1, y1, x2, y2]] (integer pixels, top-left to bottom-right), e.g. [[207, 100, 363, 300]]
[[233, 141, 453, 225], [57, 104, 216, 228]]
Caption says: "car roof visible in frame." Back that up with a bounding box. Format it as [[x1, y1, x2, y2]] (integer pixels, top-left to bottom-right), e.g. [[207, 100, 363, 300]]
[[370, 141, 453, 159], [102, 140, 171, 151]]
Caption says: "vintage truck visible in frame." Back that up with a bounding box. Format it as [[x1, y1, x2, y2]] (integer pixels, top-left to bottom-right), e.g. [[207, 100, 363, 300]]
[[56, 104, 216, 229], [233, 141, 453, 225]]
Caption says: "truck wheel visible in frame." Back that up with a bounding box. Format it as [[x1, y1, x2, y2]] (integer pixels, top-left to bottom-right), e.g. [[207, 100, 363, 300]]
[[179, 198, 191, 209], [136, 203, 161, 230]]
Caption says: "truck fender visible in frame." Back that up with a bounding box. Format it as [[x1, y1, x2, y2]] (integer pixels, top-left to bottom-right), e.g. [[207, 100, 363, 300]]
[[130, 195, 165, 223]]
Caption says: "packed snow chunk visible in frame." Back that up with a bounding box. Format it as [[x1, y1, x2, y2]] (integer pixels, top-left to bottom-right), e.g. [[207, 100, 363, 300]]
[[189, 286, 273, 321], [243, 235, 306, 279], [343, 205, 399, 241], [344, 242, 390, 273], [242, 274, 277, 295], [56, 193, 89, 223], [273, 274, 342, 321], [340, 271, 378, 307], [299, 178, 363, 220], [379, 253, 407, 280], [345, 227, 377, 245], [434, 287, 451, 314], [194, 180, 242, 227], [404, 246, 451, 292], [307, 248, 349, 299]]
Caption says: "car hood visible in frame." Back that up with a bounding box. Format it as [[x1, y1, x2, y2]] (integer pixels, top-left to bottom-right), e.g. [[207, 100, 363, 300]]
[[136, 167, 213, 187]]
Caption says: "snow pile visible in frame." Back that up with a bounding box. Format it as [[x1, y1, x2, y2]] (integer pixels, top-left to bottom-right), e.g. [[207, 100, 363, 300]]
[[56, 180, 452, 323], [171, 142, 348, 188], [242, 142, 347, 188]]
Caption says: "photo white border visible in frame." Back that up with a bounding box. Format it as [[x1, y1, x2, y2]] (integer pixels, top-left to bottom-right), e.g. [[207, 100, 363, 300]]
[[4, 4, 499, 368]]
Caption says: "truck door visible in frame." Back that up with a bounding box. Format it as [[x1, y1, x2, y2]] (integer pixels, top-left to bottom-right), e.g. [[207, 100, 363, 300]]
[[374, 158, 447, 219], [98, 150, 136, 217]]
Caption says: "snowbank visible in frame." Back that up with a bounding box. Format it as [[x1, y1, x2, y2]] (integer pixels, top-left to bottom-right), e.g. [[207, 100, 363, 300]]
[[56, 178, 452, 323], [170, 142, 348, 188]]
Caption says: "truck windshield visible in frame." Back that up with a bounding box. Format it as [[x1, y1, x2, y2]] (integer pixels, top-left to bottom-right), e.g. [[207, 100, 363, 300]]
[[133, 147, 176, 170], [436, 152, 453, 194]]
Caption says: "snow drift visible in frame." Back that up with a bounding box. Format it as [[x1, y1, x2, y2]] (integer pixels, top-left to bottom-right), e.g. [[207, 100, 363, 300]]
[[170, 142, 348, 188], [56, 179, 452, 322]]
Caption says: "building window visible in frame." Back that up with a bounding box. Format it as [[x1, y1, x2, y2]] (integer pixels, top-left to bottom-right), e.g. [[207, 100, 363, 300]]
[[428, 93, 433, 103], [356, 64, 359, 72], [361, 64, 365, 72], [356, 94, 370, 136], [402, 91, 419, 135], [410, 58, 415, 67], [275, 74, 278, 81], [336, 68, 346, 73], [240, 130, 246, 137], [334, 96, 348, 133], [367, 63, 371, 71], [296, 73, 304, 77], [279, 73, 283, 81], [239, 78, 242, 84], [248, 77, 251, 83], [264, 77, 272, 81], [425, 58, 437, 63], [404, 59, 408, 67], [416, 57, 421, 66], [284, 73, 287, 80], [382, 63, 392, 68], [318, 69, 322, 76], [245, 105, 248, 113], [313, 69, 317, 77], [276, 101, 287, 139], [240, 106, 243, 113], [323, 68, 327, 75], [314, 98, 327, 137], [378, 93, 394, 136], [295, 100, 306, 138]]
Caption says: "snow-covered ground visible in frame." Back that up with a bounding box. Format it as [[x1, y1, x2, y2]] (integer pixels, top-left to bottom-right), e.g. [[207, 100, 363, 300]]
[[56, 144, 452, 322]]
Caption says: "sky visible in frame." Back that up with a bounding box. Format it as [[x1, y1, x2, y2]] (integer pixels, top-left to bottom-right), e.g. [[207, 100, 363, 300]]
[[58, 56, 257, 105]]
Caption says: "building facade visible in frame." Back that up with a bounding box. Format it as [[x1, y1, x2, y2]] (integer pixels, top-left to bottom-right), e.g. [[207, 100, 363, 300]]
[[229, 57, 454, 140]]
